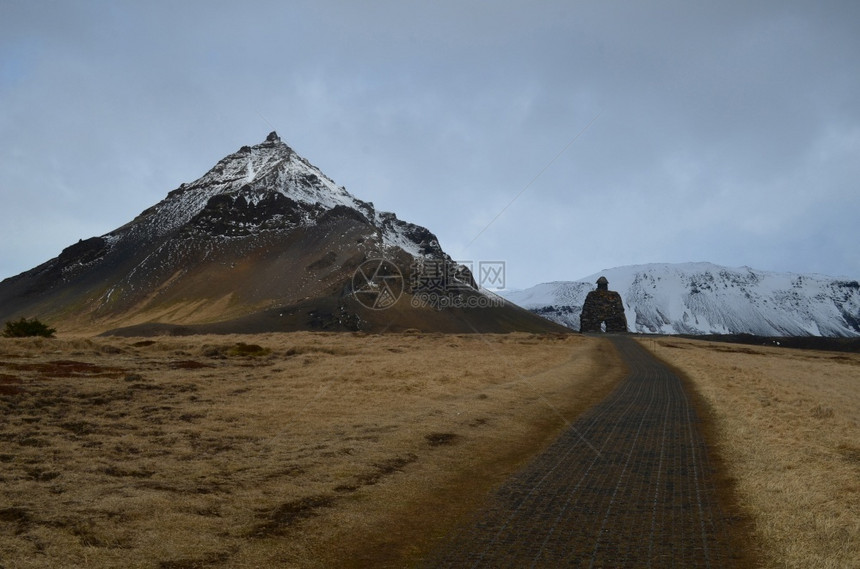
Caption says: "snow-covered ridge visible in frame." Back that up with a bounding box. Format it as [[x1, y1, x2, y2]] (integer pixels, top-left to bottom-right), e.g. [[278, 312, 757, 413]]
[[106, 132, 435, 257], [500, 262, 860, 337], [115, 132, 362, 237]]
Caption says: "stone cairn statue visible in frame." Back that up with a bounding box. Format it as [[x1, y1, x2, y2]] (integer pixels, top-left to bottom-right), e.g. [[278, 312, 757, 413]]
[[580, 276, 628, 333]]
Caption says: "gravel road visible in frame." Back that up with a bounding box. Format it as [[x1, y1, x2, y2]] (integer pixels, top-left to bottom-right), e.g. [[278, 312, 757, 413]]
[[421, 336, 735, 568]]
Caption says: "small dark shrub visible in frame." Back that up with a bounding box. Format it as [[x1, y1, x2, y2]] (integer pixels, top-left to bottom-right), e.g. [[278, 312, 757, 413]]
[[2, 317, 56, 338], [425, 432, 459, 447], [227, 342, 271, 357]]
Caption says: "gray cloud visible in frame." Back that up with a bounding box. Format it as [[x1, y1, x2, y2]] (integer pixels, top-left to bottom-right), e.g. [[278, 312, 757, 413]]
[[2, 1, 858, 288]]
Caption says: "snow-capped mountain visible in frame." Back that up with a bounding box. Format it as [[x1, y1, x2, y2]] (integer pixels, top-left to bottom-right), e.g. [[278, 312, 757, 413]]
[[118, 132, 438, 258], [0, 132, 558, 334], [501, 262, 860, 337]]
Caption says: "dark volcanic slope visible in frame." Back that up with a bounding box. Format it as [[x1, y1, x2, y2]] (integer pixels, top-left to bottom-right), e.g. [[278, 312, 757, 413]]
[[422, 336, 742, 568], [100, 292, 567, 336], [0, 132, 564, 334]]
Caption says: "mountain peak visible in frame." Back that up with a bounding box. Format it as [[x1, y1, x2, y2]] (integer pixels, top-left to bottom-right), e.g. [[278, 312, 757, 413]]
[[0, 132, 567, 335]]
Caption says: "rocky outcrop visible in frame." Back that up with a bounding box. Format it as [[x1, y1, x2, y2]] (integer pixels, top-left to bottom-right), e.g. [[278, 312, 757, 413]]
[[580, 276, 627, 332]]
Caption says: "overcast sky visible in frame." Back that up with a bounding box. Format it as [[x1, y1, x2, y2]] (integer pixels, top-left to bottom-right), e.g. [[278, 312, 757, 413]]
[[2, 1, 858, 289]]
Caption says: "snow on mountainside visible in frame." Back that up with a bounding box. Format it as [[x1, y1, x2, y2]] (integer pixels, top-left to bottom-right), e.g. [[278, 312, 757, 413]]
[[501, 262, 860, 337], [113, 131, 436, 258], [1, 131, 564, 335]]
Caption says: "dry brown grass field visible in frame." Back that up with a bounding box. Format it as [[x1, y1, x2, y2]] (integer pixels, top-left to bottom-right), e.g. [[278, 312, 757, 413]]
[[643, 337, 860, 569], [0, 332, 624, 569]]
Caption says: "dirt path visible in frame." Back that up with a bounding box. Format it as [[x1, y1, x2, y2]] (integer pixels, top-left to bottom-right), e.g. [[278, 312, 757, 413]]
[[421, 336, 736, 568]]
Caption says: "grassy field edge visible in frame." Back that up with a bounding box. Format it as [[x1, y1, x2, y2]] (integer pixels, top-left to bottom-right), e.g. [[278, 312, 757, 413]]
[[637, 337, 764, 568], [640, 337, 860, 569]]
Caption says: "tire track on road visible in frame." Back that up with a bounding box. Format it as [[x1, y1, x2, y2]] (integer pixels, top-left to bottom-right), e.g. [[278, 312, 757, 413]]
[[422, 336, 735, 568]]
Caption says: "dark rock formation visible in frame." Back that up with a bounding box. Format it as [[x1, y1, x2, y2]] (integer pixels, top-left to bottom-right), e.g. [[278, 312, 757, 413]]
[[580, 276, 627, 332]]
